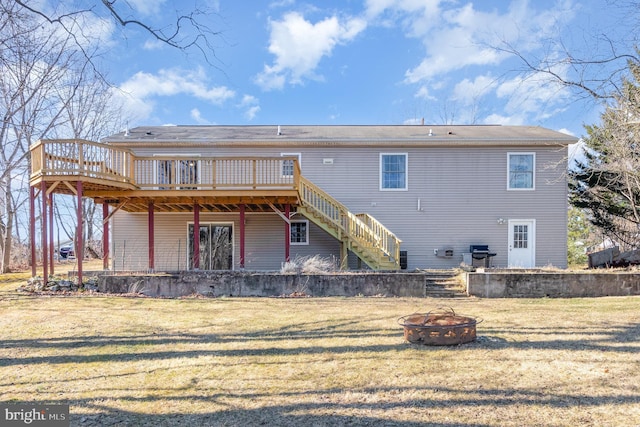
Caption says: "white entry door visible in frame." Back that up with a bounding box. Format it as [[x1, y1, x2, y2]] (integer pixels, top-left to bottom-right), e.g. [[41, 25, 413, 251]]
[[508, 220, 535, 268]]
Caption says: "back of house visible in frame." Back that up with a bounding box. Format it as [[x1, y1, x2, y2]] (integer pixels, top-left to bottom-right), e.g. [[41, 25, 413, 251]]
[[101, 124, 576, 271]]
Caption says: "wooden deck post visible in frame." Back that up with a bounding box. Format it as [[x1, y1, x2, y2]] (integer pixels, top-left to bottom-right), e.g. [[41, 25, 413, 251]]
[[49, 193, 54, 275], [103, 203, 109, 270], [30, 186, 36, 277], [285, 204, 290, 263], [340, 240, 348, 270], [239, 204, 245, 268], [193, 202, 200, 270], [41, 181, 48, 283], [76, 181, 83, 286], [148, 202, 155, 271]]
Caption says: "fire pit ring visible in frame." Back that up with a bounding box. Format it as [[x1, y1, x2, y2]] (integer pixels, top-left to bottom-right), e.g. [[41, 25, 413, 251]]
[[398, 307, 482, 346]]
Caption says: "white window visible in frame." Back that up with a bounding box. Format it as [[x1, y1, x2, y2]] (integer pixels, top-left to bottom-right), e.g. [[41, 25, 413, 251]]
[[508, 153, 535, 190], [290, 220, 309, 245], [380, 153, 408, 190], [281, 153, 301, 177]]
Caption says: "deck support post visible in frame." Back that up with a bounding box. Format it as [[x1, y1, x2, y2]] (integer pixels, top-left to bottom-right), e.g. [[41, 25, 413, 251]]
[[30, 186, 36, 277], [103, 204, 109, 270], [239, 204, 245, 268], [41, 181, 48, 283], [49, 193, 54, 275], [76, 181, 83, 286], [193, 202, 200, 270], [340, 240, 348, 271], [284, 204, 290, 263], [148, 201, 154, 271]]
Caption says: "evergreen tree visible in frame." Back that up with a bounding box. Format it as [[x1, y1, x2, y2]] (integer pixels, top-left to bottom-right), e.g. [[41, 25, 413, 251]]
[[569, 60, 640, 250], [567, 206, 593, 267]]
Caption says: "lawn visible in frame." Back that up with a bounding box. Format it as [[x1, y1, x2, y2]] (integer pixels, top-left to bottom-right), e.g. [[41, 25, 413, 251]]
[[1, 265, 639, 426]]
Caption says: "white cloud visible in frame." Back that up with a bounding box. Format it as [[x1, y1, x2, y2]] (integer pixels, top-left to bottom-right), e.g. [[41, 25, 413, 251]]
[[190, 108, 210, 124], [255, 11, 367, 90], [483, 113, 526, 126], [120, 67, 235, 103], [245, 106, 261, 121], [451, 75, 497, 106], [414, 86, 436, 101], [126, 0, 167, 16], [363, 0, 577, 89], [238, 95, 261, 120], [495, 67, 571, 120], [143, 39, 165, 50], [558, 128, 575, 136], [115, 67, 235, 121]]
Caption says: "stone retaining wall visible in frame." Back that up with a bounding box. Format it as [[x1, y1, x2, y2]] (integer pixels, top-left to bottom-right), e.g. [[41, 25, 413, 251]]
[[97, 271, 427, 298], [466, 271, 640, 298], [92, 270, 640, 298]]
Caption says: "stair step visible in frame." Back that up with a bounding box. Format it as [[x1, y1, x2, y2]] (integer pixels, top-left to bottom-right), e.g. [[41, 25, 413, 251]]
[[423, 270, 467, 298]]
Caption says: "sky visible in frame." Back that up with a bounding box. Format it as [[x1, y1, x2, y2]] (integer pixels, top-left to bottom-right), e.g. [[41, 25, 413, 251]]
[[64, 0, 638, 140]]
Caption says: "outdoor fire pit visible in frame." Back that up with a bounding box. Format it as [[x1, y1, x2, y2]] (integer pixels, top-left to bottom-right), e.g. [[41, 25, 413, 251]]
[[398, 307, 482, 346]]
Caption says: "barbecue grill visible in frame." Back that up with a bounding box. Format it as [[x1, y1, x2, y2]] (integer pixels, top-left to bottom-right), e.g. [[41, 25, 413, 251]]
[[470, 245, 496, 267]]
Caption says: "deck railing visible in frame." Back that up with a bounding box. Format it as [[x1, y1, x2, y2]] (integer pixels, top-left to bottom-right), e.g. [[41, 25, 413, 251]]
[[134, 156, 299, 190], [299, 176, 401, 265], [31, 140, 300, 191], [30, 139, 134, 184], [356, 213, 402, 263]]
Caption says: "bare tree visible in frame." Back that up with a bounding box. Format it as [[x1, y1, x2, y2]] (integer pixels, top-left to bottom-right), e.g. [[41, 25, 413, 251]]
[[14, 0, 223, 66], [50, 75, 124, 257], [495, 1, 640, 102], [0, 0, 94, 272]]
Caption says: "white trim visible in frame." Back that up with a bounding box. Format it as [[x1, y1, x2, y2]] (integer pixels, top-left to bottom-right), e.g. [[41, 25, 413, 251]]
[[379, 152, 408, 191], [281, 152, 301, 177], [507, 152, 535, 191], [290, 219, 309, 245]]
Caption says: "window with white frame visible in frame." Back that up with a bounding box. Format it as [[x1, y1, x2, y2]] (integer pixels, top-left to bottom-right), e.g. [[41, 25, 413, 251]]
[[290, 220, 309, 245], [508, 153, 535, 190], [281, 153, 301, 177], [380, 153, 408, 190]]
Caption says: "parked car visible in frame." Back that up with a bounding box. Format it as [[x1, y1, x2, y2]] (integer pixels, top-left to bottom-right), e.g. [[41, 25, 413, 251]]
[[59, 245, 75, 259]]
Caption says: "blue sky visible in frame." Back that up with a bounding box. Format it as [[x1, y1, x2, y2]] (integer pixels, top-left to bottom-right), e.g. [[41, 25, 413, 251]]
[[81, 0, 635, 139]]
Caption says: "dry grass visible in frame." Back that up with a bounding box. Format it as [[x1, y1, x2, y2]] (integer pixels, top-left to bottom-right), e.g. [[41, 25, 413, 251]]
[[1, 266, 639, 426]]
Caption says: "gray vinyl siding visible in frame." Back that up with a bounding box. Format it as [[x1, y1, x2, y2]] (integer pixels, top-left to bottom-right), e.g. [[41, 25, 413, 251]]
[[112, 141, 568, 270], [294, 145, 568, 269], [111, 211, 342, 271]]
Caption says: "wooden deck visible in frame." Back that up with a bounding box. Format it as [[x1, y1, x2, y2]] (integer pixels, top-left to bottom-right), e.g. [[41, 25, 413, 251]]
[[30, 139, 401, 269], [30, 139, 301, 212]]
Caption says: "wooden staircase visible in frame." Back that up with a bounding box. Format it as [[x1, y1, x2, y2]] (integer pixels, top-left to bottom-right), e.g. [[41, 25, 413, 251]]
[[297, 176, 401, 270]]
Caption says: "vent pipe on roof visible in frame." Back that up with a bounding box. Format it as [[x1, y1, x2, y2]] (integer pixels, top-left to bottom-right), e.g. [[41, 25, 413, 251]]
[[277, 125, 282, 135], [428, 128, 433, 136], [421, 118, 424, 126]]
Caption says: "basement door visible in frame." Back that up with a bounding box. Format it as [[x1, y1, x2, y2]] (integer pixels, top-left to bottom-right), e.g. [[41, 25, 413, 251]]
[[508, 220, 535, 268], [188, 224, 233, 270]]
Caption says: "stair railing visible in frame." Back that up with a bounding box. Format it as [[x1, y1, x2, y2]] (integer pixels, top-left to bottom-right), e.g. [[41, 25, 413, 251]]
[[298, 176, 401, 267]]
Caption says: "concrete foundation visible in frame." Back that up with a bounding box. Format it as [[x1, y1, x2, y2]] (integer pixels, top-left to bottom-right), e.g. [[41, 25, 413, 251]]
[[97, 271, 427, 298], [467, 271, 640, 298]]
